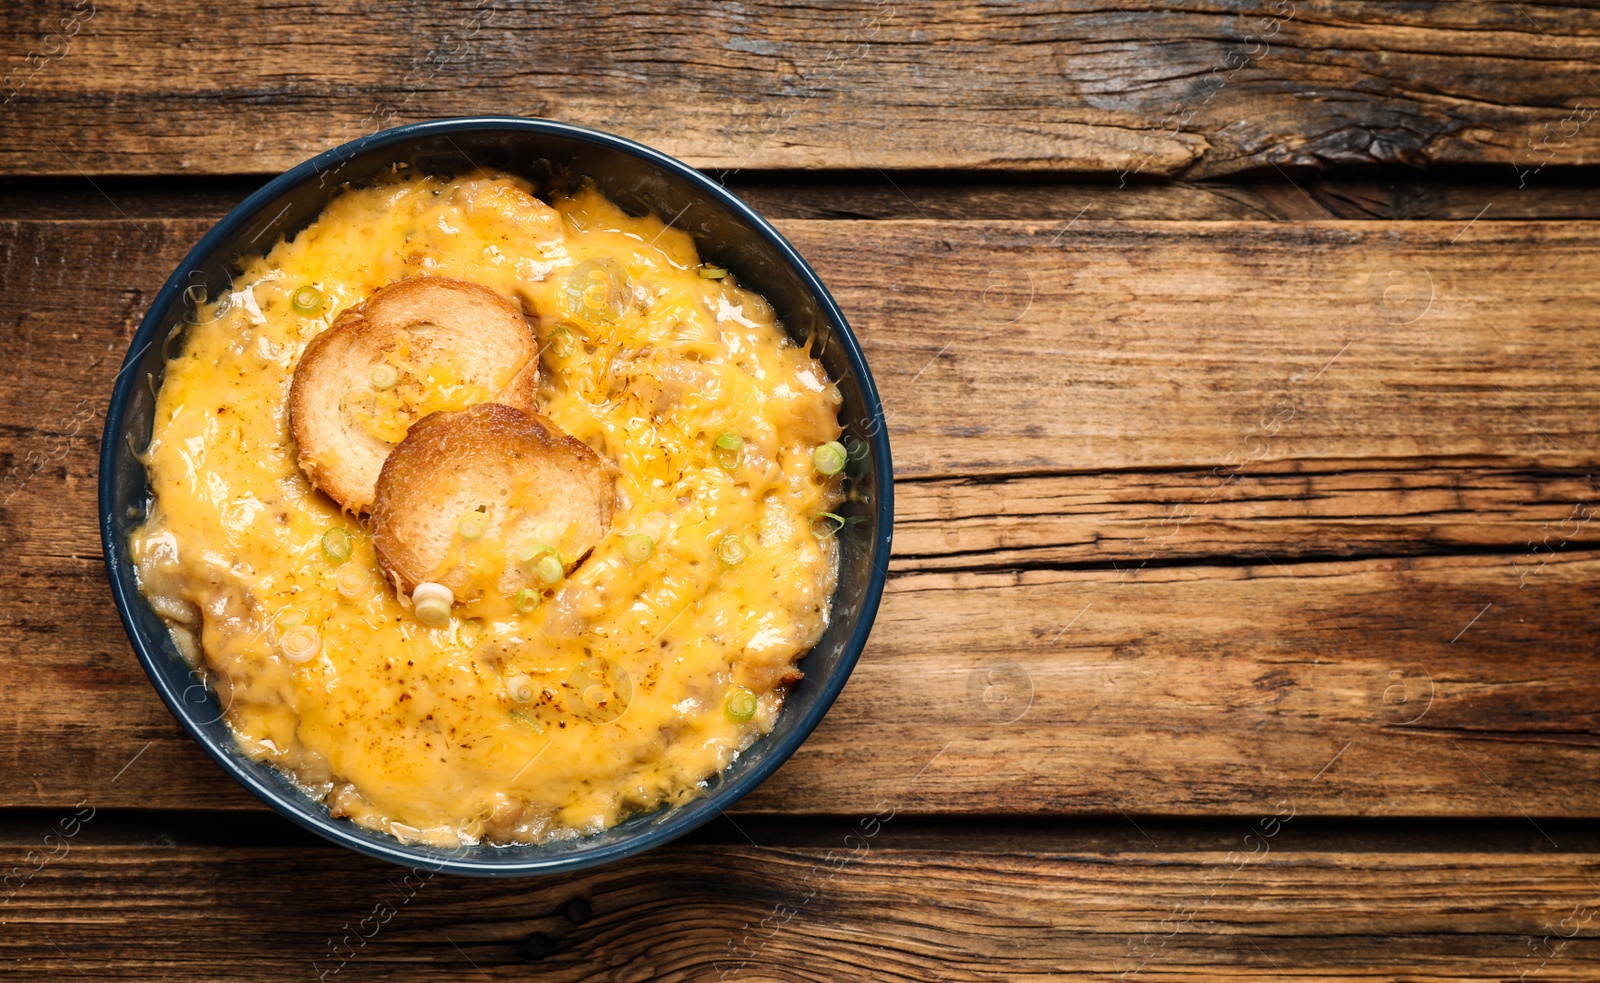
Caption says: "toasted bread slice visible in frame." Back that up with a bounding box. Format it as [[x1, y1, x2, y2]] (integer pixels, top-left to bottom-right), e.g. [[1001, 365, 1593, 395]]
[[289, 276, 540, 512], [370, 403, 617, 601]]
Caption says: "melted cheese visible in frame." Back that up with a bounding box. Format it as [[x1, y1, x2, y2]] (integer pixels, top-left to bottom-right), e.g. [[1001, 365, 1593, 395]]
[[131, 170, 843, 846]]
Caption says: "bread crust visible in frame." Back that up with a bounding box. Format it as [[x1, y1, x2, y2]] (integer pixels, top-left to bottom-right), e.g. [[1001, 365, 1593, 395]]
[[370, 403, 617, 600], [289, 276, 540, 512]]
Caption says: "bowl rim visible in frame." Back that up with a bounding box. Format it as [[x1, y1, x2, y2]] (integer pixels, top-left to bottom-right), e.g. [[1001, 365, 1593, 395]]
[[97, 116, 894, 876]]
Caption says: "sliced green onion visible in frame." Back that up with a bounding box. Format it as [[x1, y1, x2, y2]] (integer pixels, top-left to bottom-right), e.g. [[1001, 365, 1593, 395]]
[[514, 587, 541, 613], [641, 511, 669, 541], [517, 540, 561, 562], [811, 511, 847, 539], [813, 441, 847, 476], [533, 552, 564, 585], [506, 673, 534, 704], [413, 581, 453, 606], [335, 563, 371, 598], [546, 325, 576, 359], [280, 625, 322, 664], [519, 543, 564, 586], [624, 534, 654, 565], [321, 526, 353, 564], [713, 431, 743, 470], [275, 609, 306, 631], [725, 687, 758, 721], [458, 509, 489, 540], [699, 266, 729, 280], [509, 708, 544, 733], [290, 285, 326, 316], [370, 364, 399, 390], [412, 581, 454, 628], [716, 534, 747, 567], [457, 618, 483, 648], [414, 598, 450, 627]]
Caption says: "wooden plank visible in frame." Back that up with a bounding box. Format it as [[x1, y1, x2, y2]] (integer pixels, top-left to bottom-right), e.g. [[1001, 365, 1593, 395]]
[[10, 500, 1600, 816], [8, 217, 1600, 480], [895, 467, 1600, 571], [842, 219, 1600, 478], [4, 218, 1598, 815], [2, 840, 1599, 980], [770, 552, 1600, 817], [5, 2, 1600, 177]]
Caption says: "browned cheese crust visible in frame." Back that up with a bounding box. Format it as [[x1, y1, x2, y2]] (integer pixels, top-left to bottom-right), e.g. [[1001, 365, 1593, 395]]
[[369, 403, 617, 600], [289, 276, 541, 513]]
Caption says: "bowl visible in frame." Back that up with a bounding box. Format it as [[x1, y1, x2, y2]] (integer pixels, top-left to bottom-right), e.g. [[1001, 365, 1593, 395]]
[[98, 117, 893, 876]]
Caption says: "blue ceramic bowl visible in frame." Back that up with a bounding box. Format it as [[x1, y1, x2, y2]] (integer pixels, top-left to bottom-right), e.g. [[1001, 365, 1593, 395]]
[[98, 118, 892, 876]]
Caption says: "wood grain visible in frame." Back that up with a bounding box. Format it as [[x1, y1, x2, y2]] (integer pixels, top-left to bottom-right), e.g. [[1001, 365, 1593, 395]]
[[2, 840, 1599, 981], [4, 10, 1596, 978], [3, 217, 1599, 814], [4, 2, 1600, 177], [896, 467, 1600, 571], [8, 217, 1600, 480], [845, 218, 1600, 478], [11, 489, 1600, 816]]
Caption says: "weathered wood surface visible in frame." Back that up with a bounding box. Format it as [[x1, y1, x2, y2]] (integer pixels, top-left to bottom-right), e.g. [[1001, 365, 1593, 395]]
[[12, 506, 1600, 815], [4, 1, 1600, 177], [12, 177, 1600, 223], [2, 839, 1598, 981], [3, 218, 1597, 816], [4, 4, 1599, 979], [9, 216, 1600, 480], [896, 467, 1600, 570]]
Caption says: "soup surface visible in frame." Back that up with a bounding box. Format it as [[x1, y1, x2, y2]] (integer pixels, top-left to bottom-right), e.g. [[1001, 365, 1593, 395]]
[[131, 170, 844, 845]]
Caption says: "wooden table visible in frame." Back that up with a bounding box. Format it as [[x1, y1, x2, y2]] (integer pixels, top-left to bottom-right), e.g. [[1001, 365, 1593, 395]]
[[4, 2, 1600, 979]]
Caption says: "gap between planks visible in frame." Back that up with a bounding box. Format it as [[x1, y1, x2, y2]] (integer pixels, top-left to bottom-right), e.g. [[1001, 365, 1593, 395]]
[[4, 172, 1600, 222]]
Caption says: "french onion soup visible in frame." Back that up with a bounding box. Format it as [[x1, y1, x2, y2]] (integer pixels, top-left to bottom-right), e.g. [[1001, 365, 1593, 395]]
[[130, 171, 847, 846]]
